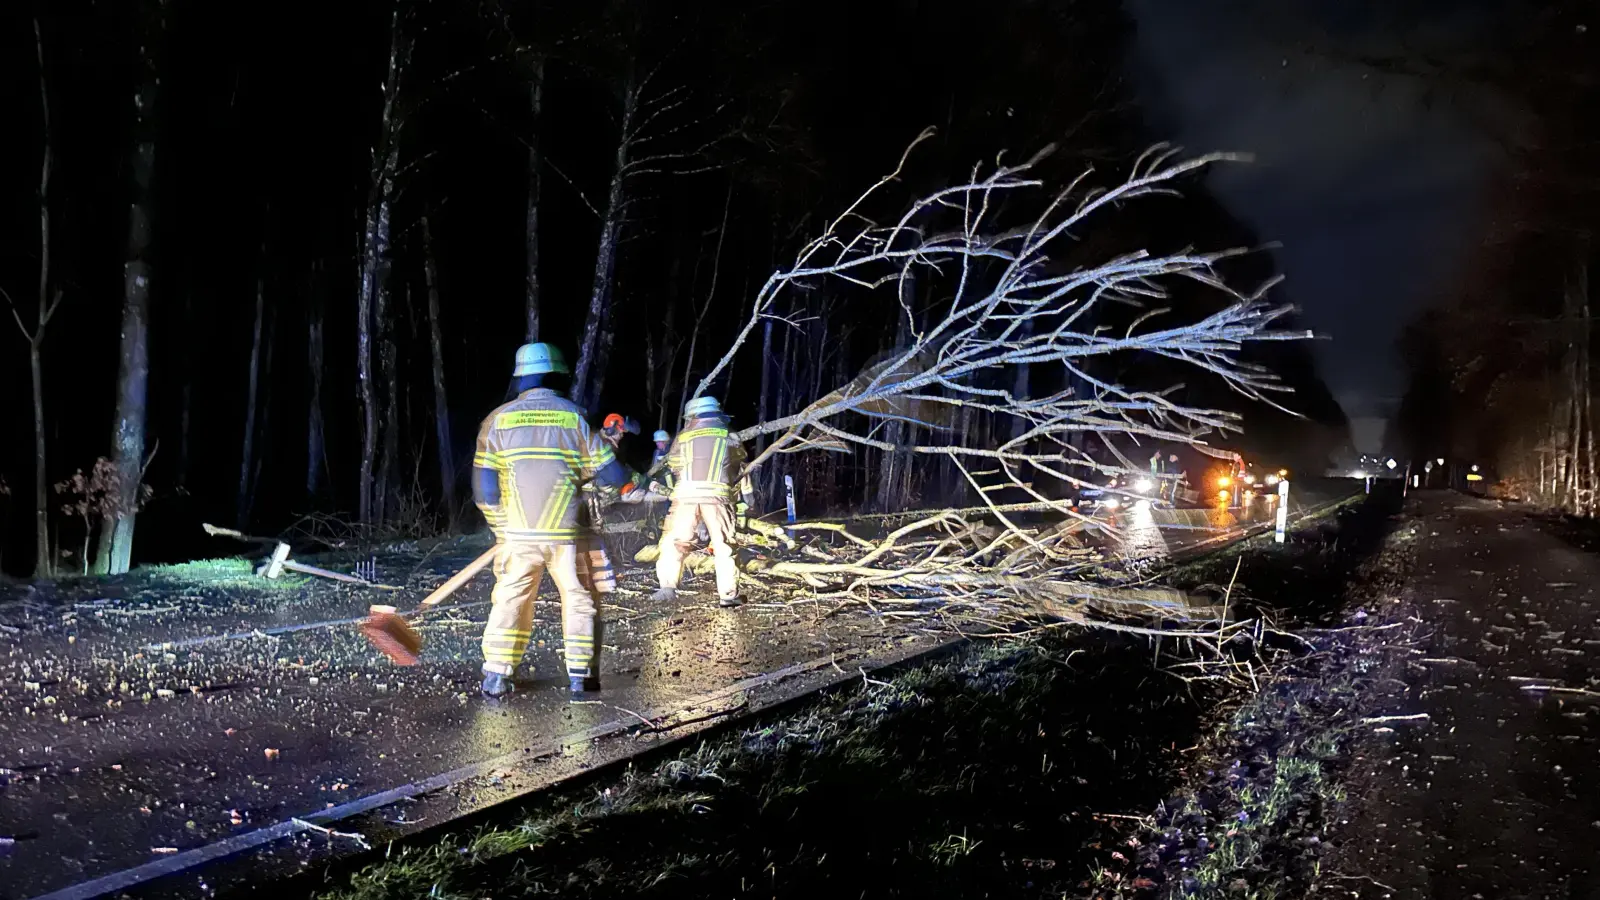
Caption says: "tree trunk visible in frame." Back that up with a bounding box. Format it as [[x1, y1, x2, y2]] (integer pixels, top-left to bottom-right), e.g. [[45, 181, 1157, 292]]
[[524, 56, 544, 342], [376, 277, 400, 524], [876, 274, 915, 510], [29, 15, 53, 576], [678, 182, 733, 415], [1011, 317, 1034, 442], [357, 12, 406, 525], [29, 342, 48, 575], [307, 264, 326, 500], [251, 304, 277, 512], [238, 273, 264, 527], [757, 313, 774, 426], [98, 0, 167, 575], [422, 217, 457, 526], [572, 67, 639, 411]]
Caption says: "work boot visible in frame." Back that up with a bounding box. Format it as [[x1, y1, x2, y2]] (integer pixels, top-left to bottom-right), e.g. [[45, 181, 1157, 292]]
[[480, 672, 513, 698], [718, 595, 742, 608], [569, 675, 601, 695], [651, 587, 678, 603]]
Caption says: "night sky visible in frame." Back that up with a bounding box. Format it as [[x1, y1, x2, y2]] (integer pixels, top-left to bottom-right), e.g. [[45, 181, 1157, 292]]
[[1131, 0, 1515, 417], [0, 0, 1573, 572]]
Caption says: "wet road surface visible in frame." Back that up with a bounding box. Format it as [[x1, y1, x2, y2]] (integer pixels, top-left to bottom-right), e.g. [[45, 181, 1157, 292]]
[[1326, 493, 1600, 898], [0, 487, 1348, 899]]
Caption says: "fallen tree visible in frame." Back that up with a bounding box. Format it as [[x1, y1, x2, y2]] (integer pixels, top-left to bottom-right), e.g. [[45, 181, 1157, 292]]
[[660, 137, 1310, 654]]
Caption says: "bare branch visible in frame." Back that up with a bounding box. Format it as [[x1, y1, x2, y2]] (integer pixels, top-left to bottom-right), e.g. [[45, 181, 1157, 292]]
[[689, 142, 1308, 512]]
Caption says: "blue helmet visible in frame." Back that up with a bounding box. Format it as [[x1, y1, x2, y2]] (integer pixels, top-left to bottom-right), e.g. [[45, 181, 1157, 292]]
[[684, 396, 723, 419], [513, 342, 568, 376]]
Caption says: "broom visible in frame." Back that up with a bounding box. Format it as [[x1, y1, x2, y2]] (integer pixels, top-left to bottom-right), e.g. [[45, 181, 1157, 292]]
[[360, 547, 498, 666]]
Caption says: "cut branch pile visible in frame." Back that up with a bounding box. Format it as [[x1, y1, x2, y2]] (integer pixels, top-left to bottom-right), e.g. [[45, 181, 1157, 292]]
[[642, 509, 1239, 650]]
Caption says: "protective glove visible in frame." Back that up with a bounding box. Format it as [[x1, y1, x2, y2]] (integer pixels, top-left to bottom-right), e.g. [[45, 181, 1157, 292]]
[[735, 498, 750, 530]]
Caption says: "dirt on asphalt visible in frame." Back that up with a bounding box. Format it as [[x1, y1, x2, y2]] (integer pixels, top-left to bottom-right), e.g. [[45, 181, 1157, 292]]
[[1318, 493, 1600, 900]]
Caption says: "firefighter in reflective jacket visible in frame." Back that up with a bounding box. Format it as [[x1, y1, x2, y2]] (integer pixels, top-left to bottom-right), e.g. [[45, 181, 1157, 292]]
[[652, 396, 750, 607], [472, 342, 639, 698], [647, 429, 675, 492]]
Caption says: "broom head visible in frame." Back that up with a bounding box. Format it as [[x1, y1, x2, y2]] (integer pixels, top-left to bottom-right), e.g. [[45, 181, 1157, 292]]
[[360, 605, 422, 666]]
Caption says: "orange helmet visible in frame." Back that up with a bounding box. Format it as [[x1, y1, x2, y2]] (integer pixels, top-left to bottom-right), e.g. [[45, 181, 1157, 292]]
[[602, 413, 626, 432]]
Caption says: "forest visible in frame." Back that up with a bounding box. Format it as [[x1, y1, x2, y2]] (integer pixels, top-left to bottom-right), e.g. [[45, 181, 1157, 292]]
[[0, 0, 1349, 578], [1391, 1, 1600, 514]]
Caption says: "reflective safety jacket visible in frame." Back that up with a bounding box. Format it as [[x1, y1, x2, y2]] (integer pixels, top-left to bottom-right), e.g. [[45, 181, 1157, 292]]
[[473, 389, 620, 542], [666, 419, 746, 503], [649, 446, 675, 490]]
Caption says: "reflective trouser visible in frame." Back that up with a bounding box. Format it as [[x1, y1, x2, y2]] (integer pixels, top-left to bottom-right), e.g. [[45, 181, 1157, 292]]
[[575, 533, 616, 596], [655, 500, 738, 601], [481, 541, 600, 679]]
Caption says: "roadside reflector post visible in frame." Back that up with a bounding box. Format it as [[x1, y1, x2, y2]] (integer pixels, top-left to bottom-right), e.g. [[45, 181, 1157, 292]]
[[1275, 479, 1290, 543], [784, 475, 797, 524]]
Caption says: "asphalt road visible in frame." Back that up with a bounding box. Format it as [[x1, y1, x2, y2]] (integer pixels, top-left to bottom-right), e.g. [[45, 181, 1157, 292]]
[[1324, 493, 1600, 898], [0, 482, 1353, 899]]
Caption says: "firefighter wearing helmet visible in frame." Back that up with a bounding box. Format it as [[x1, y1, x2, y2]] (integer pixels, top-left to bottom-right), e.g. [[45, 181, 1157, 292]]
[[652, 396, 751, 607], [471, 342, 642, 698]]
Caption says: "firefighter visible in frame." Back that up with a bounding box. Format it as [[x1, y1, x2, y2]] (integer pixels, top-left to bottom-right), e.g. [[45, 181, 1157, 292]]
[[648, 429, 674, 492], [472, 342, 640, 698], [599, 413, 640, 451], [652, 396, 750, 607]]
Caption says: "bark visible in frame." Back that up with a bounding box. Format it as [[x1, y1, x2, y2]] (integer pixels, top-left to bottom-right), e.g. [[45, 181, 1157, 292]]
[[876, 274, 916, 510], [422, 217, 457, 525], [757, 313, 774, 426], [28, 16, 53, 575], [524, 56, 544, 342], [1011, 317, 1034, 441], [29, 345, 47, 574], [98, 0, 167, 575], [376, 277, 400, 523], [307, 265, 326, 499], [572, 66, 640, 411], [357, 12, 407, 524], [238, 273, 265, 527], [590, 298, 617, 412], [251, 304, 277, 512]]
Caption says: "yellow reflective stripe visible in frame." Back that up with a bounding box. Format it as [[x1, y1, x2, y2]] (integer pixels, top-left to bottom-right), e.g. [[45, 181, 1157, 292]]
[[504, 524, 577, 536], [678, 428, 729, 442], [538, 482, 576, 532], [584, 444, 616, 471], [495, 410, 581, 430], [502, 471, 528, 530], [498, 448, 581, 463], [708, 436, 726, 478], [473, 451, 499, 468], [483, 629, 533, 638]]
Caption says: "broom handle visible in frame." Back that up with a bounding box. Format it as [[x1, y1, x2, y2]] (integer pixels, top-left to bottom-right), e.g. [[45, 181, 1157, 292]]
[[419, 547, 498, 608]]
